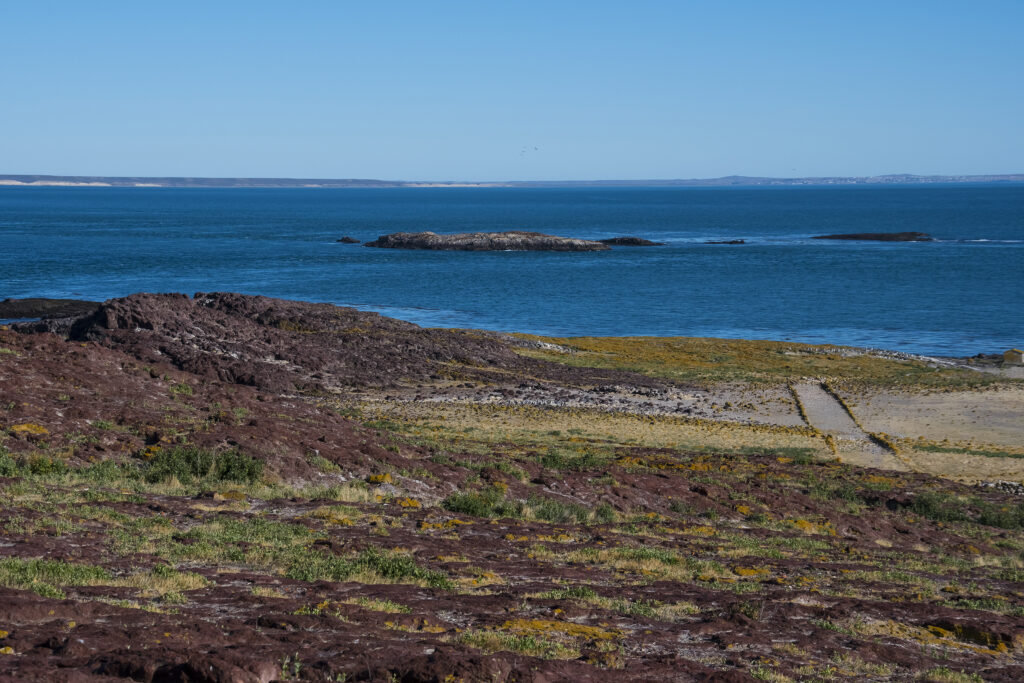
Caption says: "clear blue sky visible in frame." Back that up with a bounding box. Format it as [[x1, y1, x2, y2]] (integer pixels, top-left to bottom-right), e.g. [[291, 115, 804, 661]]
[[2, 1, 1022, 180]]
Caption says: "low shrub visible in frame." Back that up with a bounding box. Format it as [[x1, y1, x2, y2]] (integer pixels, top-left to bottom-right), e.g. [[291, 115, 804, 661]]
[[213, 450, 264, 483], [144, 446, 263, 484], [82, 460, 141, 484], [0, 450, 21, 477], [527, 495, 590, 524], [538, 447, 608, 472], [24, 455, 68, 476], [808, 480, 863, 503], [977, 502, 1024, 530], [910, 492, 968, 523], [442, 485, 522, 519], [144, 446, 212, 483], [594, 502, 617, 524]]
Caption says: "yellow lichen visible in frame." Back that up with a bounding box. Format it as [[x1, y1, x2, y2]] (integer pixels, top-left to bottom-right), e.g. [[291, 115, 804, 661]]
[[786, 518, 836, 536], [9, 423, 48, 437], [733, 566, 770, 577]]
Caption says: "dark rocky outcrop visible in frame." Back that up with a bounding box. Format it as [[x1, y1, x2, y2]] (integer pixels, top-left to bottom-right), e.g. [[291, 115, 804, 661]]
[[812, 232, 934, 242], [705, 239, 746, 245], [0, 297, 100, 320], [14, 292, 665, 393], [363, 231, 610, 251], [336, 236, 360, 244], [597, 236, 664, 246], [18, 293, 519, 392]]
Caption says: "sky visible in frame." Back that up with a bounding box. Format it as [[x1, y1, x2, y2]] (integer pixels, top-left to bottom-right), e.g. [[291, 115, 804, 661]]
[[2, 1, 1022, 181]]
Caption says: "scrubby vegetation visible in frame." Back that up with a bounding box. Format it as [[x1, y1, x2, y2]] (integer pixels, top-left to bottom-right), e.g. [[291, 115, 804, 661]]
[[1, 297, 1023, 681], [516, 334, 1020, 389]]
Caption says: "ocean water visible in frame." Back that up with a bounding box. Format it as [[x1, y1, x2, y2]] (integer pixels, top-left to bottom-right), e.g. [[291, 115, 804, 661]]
[[1, 184, 1022, 356]]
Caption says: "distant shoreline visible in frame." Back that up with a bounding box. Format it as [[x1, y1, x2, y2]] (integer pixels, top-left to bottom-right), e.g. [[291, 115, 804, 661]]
[[2, 173, 1023, 189]]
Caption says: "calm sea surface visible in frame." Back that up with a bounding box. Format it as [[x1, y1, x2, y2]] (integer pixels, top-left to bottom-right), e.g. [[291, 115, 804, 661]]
[[1, 185, 1022, 356]]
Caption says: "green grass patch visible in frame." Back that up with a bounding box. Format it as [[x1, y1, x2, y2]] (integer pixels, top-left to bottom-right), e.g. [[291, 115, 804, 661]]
[[915, 444, 1024, 459], [538, 446, 611, 472], [0, 557, 111, 599], [286, 546, 452, 589], [910, 492, 969, 523], [526, 495, 590, 524], [976, 501, 1024, 530], [541, 585, 598, 600], [457, 630, 579, 659], [442, 485, 523, 519], [144, 446, 263, 485]]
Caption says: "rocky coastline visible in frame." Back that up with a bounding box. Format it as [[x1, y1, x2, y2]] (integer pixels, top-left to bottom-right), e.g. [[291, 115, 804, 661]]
[[0, 293, 1022, 681]]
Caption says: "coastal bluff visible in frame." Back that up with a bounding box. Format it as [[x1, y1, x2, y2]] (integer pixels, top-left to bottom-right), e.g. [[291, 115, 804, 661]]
[[363, 230, 611, 251]]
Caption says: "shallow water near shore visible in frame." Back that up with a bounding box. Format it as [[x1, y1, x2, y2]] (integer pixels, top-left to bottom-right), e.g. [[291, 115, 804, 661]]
[[1, 184, 1022, 356]]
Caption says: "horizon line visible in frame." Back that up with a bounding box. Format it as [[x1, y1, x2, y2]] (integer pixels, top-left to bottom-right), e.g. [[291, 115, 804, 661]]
[[2, 171, 1024, 189]]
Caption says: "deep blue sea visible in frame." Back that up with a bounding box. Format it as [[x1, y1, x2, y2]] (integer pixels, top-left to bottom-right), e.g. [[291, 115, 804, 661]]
[[1, 185, 1022, 356]]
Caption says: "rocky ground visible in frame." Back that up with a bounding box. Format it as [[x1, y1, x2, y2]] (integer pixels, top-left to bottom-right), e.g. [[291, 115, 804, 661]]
[[0, 293, 1022, 682]]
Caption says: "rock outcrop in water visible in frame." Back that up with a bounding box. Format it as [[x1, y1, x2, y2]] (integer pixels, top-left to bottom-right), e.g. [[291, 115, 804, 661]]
[[705, 239, 746, 245], [0, 297, 100, 320], [597, 236, 664, 246], [363, 230, 610, 251], [812, 231, 934, 242]]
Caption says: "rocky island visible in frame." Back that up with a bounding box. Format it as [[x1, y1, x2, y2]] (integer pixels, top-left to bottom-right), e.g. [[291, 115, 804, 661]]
[[812, 231, 934, 242], [597, 236, 664, 246], [0, 293, 1023, 681], [363, 230, 611, 251]]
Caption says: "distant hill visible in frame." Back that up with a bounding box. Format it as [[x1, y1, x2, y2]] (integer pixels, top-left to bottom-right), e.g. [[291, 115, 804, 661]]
[[2, 172, 1023, 188], [0, 175, 401, 188]]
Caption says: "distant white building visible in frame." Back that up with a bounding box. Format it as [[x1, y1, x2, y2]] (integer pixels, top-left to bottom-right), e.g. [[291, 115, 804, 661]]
[[1005, 349, 1024, 365]]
